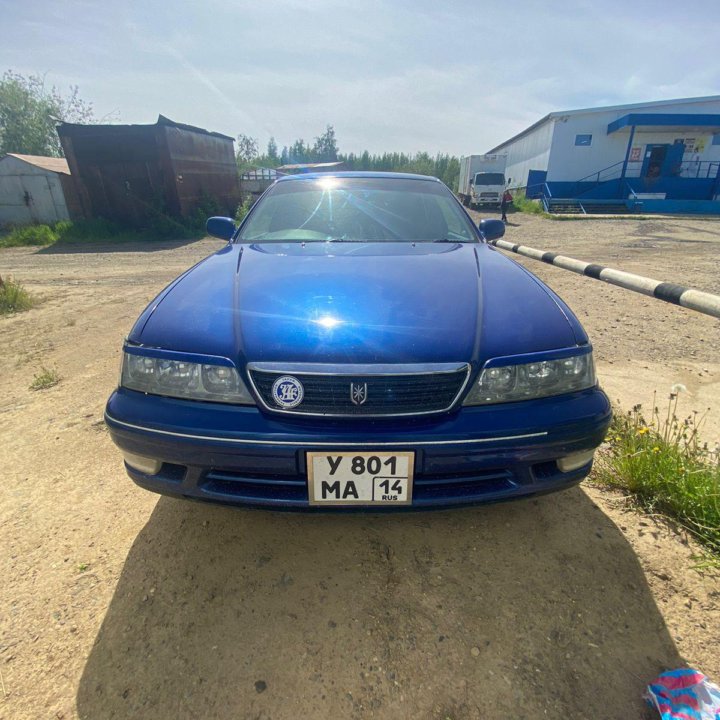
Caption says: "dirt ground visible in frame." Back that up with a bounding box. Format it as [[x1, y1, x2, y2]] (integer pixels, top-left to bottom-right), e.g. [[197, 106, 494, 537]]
[[1, 214, 719, 720]]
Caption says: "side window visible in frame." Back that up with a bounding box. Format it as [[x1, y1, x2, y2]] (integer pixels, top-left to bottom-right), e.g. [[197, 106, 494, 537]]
[[575, 134, 592, 147]]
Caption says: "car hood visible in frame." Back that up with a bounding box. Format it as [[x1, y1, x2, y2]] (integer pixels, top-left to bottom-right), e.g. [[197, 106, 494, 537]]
[[131, 242, 584, 365]]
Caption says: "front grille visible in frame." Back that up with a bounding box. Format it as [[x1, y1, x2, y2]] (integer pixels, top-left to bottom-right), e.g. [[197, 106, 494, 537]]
[[480, 192, 498, 199], [128, 458, 580, 510], [203, 469, 307, 503], [199, 465, 518, 506], [248, 365, 470, 416]]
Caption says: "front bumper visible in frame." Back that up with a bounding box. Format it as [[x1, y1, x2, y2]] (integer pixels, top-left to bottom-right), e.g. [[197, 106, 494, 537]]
[[105, 387, 611, 511]]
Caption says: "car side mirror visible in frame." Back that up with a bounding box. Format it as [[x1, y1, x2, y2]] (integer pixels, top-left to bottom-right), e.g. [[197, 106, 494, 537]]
[[206, 216, 236, 241], [478, 218, 505, 241]]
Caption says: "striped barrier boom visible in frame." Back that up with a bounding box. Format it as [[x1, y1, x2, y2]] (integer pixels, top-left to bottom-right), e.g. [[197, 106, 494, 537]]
[[488, 238, 720, 320]]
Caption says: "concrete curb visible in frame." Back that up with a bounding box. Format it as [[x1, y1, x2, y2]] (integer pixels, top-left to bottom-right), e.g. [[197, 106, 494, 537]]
[[488, 238, 720, 320]]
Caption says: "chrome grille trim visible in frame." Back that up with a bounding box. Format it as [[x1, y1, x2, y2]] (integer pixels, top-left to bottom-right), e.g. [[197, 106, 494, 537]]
[[246, 362, 472, 417], [105, 411, 548, 446], [247, 362, 468, 376]]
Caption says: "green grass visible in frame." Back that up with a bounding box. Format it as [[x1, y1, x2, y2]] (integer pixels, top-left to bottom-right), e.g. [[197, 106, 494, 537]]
[[510, 193, 579, 221], [0, 215, 205, 249], [509, 192, 657, 222], [0, 224, 57, 247], [29, 366, 61, 391], [0, 276, 35, 314], [512, 195, 548, 216], [549, 213, 656, 222], [594, 393, 720, 564]]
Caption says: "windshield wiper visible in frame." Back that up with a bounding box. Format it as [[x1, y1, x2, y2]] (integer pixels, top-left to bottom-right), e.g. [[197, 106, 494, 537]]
[[432, 238, 467, 243]]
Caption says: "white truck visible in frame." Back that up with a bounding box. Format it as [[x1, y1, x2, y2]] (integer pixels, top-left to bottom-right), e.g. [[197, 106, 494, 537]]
[[457, 154, 508, 209]]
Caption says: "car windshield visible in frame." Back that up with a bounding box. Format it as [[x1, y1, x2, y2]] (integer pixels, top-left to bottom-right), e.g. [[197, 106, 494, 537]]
[[237, 176, 478, 243], [474, 173, 505, 186]]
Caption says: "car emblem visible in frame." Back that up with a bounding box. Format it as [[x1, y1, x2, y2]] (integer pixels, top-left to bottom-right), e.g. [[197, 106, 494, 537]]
[[350, 382, 368, 405], [271, 375, 304, 408]]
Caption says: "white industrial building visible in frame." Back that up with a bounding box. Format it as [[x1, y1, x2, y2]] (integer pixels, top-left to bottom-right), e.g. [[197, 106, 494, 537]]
[[487, 95, 720, 214], [0, 153, 81, 226]]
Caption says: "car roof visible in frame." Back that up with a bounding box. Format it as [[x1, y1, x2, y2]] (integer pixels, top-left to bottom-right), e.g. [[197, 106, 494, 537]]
[[275, 171, 443, 183]]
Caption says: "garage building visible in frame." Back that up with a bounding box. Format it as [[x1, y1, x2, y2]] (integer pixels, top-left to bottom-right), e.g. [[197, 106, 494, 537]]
[[57, 115, 240, 226], [0, 153, 82, 226], [488, 95, 720, 214]]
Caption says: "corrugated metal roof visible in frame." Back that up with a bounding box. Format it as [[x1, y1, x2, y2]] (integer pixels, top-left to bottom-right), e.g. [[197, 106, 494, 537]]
[[3, 153, 71, 175], [57, 115, 235, 142], [156, 115, 235, 141]]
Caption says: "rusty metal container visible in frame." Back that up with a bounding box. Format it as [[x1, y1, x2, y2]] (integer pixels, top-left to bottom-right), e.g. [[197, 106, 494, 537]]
[[57, 115, 240, 226]]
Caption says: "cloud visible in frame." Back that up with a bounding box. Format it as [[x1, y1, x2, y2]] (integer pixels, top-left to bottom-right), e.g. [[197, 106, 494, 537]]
[[3, 0, 719, 154]]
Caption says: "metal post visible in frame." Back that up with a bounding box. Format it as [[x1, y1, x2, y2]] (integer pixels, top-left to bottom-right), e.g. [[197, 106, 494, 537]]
[[710, 161, 720, 200], [620, 125, 636, 182], [488, 238, 720, 319]]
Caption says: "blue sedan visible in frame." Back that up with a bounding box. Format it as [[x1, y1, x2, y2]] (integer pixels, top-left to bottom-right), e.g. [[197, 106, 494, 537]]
[[105, 172, 611, 510]]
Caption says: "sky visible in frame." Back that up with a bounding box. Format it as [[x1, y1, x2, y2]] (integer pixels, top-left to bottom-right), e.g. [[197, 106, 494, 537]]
[[2, 0, 720, 157]]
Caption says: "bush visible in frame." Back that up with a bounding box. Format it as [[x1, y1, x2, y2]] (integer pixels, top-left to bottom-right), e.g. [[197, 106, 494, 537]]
[[235, 195, 254, 223], [29, 366, 60, 391], [147, 212, 197, 240], [0, 219, 125, 247], [0, 224, 57, 247], [0, 216, 202, 247], [54, 218, 124, 243], [512, 195, 546, 216], [188, 193, 222, 232], [594, 393, 720, 564], [0, 276, 35, 313], [0, 195, 228, 247]]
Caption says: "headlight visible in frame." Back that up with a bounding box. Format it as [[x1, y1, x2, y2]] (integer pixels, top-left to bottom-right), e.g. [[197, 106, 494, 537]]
[[463, 352, 596, 405], [121, 352, 255, 404]]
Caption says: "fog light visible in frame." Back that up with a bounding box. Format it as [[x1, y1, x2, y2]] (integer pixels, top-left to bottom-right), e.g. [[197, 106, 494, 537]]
[[557, 450, 595, 473], [123, 451, 162, 475]]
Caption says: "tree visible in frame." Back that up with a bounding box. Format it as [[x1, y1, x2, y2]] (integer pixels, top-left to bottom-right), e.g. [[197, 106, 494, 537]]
[[313, 124, 338, 162], [236, 133, 259, 166], [267, 136, 279, 163], [248, 124, 463, 180], [289, 139, 308, 164], [0, 70, 94, 157], [405, 151, 434, 177]]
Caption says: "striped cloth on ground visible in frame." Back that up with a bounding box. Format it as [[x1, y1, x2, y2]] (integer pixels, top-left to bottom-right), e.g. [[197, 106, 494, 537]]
[[645, 668, 720, 719]]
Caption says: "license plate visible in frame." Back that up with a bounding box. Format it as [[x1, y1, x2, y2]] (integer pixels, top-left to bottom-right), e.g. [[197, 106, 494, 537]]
[[307, 451, 414, 506]]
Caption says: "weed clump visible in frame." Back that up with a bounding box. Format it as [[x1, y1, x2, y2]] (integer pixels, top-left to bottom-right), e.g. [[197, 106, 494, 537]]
[[512, 194, 547, 216], [0, 276, 35, 314], [29, 366, 60, 391], [594, 391, 720, 563], [0, 224, 57, 247]]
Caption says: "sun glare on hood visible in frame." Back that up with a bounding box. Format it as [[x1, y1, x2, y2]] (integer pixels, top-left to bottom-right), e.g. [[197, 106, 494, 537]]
[[314, 314, 342, 329], [315, 176, 339, 190]]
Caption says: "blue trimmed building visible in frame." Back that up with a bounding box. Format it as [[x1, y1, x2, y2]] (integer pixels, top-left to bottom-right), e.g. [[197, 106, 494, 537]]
[[487, 95, 720, 214]]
